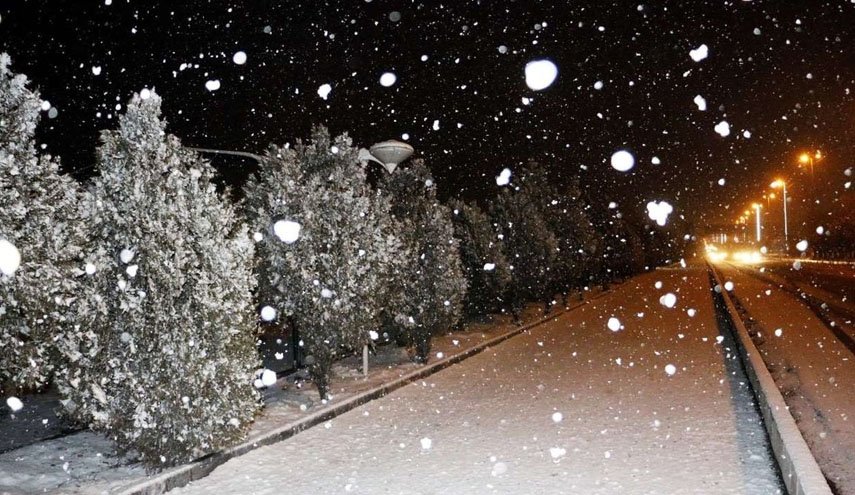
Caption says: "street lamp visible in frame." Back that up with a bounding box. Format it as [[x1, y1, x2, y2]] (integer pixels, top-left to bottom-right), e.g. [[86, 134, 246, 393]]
[[358, 140, 414, 174], [752, 203, 762, 243], [797, 150, 822, 175], [769, 179, 789, 252]]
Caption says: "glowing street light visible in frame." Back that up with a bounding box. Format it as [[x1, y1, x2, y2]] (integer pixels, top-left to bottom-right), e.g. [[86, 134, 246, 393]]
[[770, 179, 789, 252], [751, 202, 762, 243], [797, 150, 822, 175]]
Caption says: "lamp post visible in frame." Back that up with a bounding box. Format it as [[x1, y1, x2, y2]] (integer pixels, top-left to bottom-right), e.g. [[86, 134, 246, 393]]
[[798, 150, 822, 176], [752, 203, 762, 243], [357, 139, 414, 376], [770, 179, 788, 253]]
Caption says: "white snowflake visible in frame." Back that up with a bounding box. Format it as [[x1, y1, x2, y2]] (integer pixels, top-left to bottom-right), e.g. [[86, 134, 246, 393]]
[[610, 150, 635, 172], [524, 59, 558, 90]]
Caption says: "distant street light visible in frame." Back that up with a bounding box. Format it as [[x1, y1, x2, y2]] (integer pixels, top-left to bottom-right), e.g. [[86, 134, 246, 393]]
[[769, 179, 789, 252], [797, 150, 822, 175], [752, 203, 762, 243]]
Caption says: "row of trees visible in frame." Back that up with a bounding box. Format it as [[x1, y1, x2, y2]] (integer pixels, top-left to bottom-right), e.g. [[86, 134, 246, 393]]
[[0, 55, 688, 469]]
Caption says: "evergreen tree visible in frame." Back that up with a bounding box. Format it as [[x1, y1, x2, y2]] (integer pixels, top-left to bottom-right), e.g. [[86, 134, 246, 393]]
[[518, 163, 598, 302], [589, 204, 645, 284], [0, 54, 85, 393], [490, 187, 559, 320], [57, 92, 260, 468], [447, 199, 510, 318], [378, 161, 467, 363], [245, 127, 406, 398]]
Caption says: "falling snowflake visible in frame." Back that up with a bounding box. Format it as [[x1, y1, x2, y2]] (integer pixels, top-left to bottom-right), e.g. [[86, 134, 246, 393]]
[[607, 317, 622, 332], [689, 44, 709, 62], [0, 239, 22, 276], [483, 263, 496, 271], [5, 396, 23, 412], [659, 292, 677, 308], [420, 437, 432, 450], [232, 51, 247, 65], [260, 305, 277, 322], [664, 364, 677, 376], [610, 150, 635, 172], [714, 121, 730, 137], [273, 220, 301, 243], [646, 200, 674, 226], [379, 72, 397, 87], [317, 83, 332, 100], [551, 412, 563, 423], [693, 95, 707, 111], [205, 79, 221, 91], [119, 248, 135, 264], [260, 369, 277, 387], [796, 240, 808, 252], [496, 168, 512, 186], [524, 59, 558, 90]]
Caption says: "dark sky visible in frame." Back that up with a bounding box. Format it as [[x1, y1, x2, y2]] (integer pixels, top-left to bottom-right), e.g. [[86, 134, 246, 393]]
[[1, 0, 853, 229]]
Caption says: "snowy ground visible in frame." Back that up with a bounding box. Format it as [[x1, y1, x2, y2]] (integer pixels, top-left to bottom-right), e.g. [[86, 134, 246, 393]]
[[0, 299, 567, 494], [717, 262, 855, 494], [174, 264, 783, 495]]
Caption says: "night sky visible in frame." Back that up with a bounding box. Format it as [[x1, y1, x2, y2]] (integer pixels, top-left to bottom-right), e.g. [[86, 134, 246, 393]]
[[2, 0, 853, 229]]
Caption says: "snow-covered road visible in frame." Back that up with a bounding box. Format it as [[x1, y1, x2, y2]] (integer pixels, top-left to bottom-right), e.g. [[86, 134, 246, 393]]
[[176, 265, 782, 495], [717, 262, 855, 494]]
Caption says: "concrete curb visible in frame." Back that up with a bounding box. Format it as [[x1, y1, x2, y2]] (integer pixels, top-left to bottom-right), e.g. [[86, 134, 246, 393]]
[[708, 262, 833, 495], [118, 290, 612, 495]]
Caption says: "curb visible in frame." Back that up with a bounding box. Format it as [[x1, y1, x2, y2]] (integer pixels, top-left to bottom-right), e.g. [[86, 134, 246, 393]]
[[707, 262, 833, 495], [118, 290, 612, 495]]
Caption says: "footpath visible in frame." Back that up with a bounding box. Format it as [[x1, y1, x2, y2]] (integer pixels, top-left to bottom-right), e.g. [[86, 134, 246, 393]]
[[2, 263, 791, 494]]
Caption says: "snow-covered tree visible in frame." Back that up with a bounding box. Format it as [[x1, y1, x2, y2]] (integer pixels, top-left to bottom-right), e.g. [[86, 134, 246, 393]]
[[447, 199, 510, 318], [378, 161, 467, 363], [490, 187, 559, 319], [244, 127, 406, 398], [0, 54, 86, 393], [56, 92, 260, 468], [588, 204, 645, 285], [518, 164, 599, 301]]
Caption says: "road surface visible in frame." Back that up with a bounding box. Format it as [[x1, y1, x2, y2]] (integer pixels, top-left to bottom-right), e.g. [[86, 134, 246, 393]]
[[176, 265, 783, 495]]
